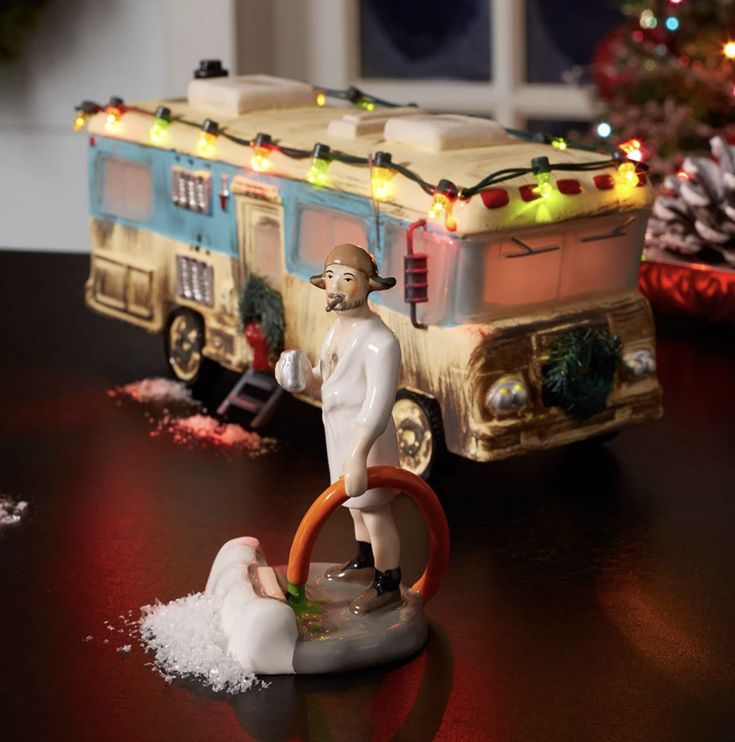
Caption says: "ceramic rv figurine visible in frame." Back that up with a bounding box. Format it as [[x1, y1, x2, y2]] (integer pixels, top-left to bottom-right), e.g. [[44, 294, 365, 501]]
[[79, 67, 663, 480], [275, 243, 402, 614]]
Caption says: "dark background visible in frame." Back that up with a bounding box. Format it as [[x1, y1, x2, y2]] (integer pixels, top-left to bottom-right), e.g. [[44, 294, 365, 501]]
[[1, 251, 734, 741]]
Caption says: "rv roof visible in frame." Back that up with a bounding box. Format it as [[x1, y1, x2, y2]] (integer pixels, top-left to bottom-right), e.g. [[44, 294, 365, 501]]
[[86, 93, 652, 236]]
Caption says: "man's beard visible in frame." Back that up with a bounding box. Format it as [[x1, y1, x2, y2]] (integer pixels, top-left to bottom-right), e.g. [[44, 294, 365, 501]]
[[326, 293, 366, 312]]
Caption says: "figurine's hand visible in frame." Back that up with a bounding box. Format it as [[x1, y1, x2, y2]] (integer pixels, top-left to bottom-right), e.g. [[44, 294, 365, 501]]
[[344, 452, 368, 498]]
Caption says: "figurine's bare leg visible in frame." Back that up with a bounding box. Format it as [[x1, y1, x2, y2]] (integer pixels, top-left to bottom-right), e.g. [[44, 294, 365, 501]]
[[349, 508, 370, 543], [360, 505, 399, 572]]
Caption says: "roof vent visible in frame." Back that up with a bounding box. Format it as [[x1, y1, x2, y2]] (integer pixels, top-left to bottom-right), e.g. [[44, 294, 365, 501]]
[[187, 74, 316, 117], [327, 106, 423, 139], [384, 114, 511, 152], [194, 59, 228, 79]]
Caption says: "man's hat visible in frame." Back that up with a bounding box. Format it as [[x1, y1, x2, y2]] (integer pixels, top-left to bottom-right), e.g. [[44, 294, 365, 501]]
[[310, 243, 396, 292]]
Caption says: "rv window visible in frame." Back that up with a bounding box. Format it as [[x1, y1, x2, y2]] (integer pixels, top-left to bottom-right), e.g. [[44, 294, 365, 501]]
[[296, 206, 367, 273], [99, 156, 153, 222]]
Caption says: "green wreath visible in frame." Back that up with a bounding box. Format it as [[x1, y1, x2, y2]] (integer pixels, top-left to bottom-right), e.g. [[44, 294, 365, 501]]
[[239, 275, 285, 362], [541, 327, 621, 420]]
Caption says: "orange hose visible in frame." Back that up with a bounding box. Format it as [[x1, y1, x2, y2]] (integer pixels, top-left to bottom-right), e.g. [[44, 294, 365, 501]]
[[286, 466, 450, 604]]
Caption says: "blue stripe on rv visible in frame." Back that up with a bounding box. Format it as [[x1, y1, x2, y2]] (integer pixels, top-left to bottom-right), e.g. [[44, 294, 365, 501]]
[[88, 137, 387, 281]]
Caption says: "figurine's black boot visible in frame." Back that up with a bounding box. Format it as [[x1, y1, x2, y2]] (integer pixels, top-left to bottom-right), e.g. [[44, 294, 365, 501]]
[[324, 540, 374, 583], [350, 567, 402, 615]]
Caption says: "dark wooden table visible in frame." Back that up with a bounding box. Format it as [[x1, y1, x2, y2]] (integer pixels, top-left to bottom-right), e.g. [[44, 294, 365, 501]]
[[1, 251, 734, 742]]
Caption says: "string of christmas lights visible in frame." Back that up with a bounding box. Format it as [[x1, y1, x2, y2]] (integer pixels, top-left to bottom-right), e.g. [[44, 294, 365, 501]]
[[74, 86, 643, 228], [587, 0, 735, 176]]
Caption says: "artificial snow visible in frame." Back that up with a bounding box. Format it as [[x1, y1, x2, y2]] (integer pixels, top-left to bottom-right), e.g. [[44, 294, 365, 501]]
[[139, 592, 262, 694], [108, 377, 198, 405], [0, 496, 27, 525], [109, 377, 277, 457], [153, 414, 277, 456]]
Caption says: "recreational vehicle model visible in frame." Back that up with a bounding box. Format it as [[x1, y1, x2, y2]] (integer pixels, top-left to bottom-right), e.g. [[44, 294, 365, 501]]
[[79, 62, 662, 477]]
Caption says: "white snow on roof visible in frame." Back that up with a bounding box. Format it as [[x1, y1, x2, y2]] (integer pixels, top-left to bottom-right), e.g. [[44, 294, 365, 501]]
[[384, 113, 512, 152]]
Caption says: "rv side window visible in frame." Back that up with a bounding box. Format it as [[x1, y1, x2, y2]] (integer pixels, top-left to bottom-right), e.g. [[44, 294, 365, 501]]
[[98, 156, 153, 222], [295, 206, 367, 273]]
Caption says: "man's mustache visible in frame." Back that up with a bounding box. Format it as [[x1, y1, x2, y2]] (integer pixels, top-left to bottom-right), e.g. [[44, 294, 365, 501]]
[[326, 293, 346, 312]]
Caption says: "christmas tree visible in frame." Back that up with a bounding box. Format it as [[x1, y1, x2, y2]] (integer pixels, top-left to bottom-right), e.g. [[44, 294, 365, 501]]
[[590, 0, 735, 177]]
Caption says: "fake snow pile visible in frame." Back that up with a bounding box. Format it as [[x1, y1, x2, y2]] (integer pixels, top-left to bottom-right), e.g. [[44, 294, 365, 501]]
[[108, 377, 199, 405], [153, 414, 277, 456], [109, 377, 277, 456], [139, 592, 262, 694], [0, 496, 28, 525]]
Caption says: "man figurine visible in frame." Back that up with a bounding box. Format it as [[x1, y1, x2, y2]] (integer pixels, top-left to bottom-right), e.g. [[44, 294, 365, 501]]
[[275, 243, 402, 615]]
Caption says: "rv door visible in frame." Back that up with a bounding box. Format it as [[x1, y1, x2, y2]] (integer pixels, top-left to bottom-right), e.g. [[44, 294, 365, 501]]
[[237, 198, 285, 292]]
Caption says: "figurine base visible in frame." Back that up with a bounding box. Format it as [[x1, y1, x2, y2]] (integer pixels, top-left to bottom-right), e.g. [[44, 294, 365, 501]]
[[284, 562, 428, 675], [205, 537, 428, 675]]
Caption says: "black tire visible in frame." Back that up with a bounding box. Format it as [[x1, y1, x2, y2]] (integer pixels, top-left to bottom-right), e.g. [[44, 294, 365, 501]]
[[164, 308, 218, 386], [392, 390, 447, 480]]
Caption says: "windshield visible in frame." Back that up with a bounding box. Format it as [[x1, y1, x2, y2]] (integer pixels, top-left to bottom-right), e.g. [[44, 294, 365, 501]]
[[453, 212, 646, 322], [377, 212, 646, 325]]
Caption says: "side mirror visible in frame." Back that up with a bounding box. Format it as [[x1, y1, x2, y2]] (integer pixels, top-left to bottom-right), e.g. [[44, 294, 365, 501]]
[[405, 220, 429, 330]]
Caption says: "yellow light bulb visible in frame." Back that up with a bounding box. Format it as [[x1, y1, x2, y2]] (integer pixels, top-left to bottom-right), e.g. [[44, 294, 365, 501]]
[[197, 131, 217, 158], [371, 167, 394, 201], [73, 113, 88, 132], [251, 147, 271, 172], [428, 193, 457, 231], [316, 91, 326, 107], [104, 110, 122, 131], [724, 41, 735, 59], [429, 196, 446, 220], [618, 161, 639, 187], [552, 137, 568, 151]]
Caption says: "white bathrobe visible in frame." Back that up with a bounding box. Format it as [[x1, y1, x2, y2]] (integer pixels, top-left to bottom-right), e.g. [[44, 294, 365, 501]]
[[319, 313, 401, 510]]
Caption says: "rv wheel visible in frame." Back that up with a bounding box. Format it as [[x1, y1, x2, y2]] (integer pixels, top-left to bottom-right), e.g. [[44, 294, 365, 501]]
[[392, 391, 446, 480], [164, 309, 208, 384]]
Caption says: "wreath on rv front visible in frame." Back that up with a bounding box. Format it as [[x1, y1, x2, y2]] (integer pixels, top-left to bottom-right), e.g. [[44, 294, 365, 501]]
[[239, 275, 285, 363], [541, 327, 621, 420]]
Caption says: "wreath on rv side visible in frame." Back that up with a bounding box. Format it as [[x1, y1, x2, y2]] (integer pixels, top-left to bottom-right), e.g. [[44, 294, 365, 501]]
[[541, 327, 621, 420], [239, 275, 285, 363]]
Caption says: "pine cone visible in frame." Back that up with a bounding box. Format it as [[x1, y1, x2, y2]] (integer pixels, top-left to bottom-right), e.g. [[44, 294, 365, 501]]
[[645, 136, 735, 267]]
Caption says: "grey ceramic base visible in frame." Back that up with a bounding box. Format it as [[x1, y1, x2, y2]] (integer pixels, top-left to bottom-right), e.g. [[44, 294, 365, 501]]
[[273, 562, 428, 675]]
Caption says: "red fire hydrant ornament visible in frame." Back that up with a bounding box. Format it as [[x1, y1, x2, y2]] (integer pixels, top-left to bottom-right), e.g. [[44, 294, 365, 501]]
[[244, 322, 270, 372]]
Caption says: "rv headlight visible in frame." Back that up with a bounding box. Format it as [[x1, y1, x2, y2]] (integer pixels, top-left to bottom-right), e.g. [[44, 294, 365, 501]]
[[485, 375, 529, 416], [623, 348, 656, 380]]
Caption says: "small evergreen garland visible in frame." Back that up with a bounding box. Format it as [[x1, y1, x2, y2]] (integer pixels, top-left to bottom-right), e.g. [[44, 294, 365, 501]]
[[542, 327, 621, 420], [239, 275, 285, 362]]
